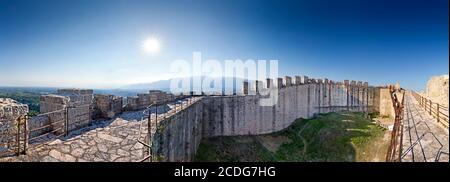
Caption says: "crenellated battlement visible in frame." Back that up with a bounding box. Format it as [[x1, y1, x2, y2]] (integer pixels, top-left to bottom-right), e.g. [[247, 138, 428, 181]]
[[147, 76, 392, 161], [240, 75, 371, 97]]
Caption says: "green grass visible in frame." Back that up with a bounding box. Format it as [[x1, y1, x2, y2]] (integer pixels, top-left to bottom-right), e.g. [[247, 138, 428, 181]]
[[195, 136, 275, 162], [194, 112, 388, 162]]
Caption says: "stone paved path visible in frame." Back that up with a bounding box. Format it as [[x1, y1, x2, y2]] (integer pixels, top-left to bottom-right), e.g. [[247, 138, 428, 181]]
[[401, 91, 449, 162], [0, 111, 149, 162]]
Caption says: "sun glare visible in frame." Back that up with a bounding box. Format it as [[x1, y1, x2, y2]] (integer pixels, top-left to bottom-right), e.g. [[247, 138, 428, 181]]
[[142, 37, 160, 54]]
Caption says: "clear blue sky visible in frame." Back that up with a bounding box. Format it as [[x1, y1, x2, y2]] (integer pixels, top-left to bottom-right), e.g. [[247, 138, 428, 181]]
[[0, 0, 448, 90]]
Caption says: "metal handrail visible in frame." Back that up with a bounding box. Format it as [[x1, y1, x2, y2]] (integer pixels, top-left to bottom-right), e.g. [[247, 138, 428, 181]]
[[386, 85, 405, 162]]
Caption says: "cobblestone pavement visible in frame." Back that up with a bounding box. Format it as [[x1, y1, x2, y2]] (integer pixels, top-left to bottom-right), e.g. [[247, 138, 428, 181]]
[[401, 92, 449, 162], [0, 111, 149, 162]]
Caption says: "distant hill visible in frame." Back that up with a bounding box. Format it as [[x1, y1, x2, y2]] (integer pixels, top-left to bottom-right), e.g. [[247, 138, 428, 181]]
[[120, 79, 171, 91], [120, 76, 250, 94]]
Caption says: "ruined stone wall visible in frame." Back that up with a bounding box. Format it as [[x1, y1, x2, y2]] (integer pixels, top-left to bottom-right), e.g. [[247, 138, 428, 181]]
[[33, 95, 69, 137], [56, 89, 93, 131], [125, 90, 176, 111], [28, 109, 66, 140], [93, 94, 123, 119], [125, 94, 150, 110], [125, 96, 139, 110], [0, 98, 28, 156], [137, 94, 151, 109], [149, 90, 173, 104], [40, 94, 68, 113], [35, 89, 93, 134]]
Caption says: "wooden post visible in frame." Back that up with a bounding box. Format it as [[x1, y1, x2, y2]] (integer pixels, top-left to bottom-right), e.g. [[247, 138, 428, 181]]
[[155, 105, 158, 124], [436, 103, 440, 123], [429, 99, 432, 115], [65, 107, 69, 136], [424, 98, 427, 110]]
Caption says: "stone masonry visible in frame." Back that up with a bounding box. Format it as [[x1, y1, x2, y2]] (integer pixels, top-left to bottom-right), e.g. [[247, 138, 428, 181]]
[[150, 77, 389, 161], [149, 90, 175, 104], [0, 98, 28, 157], [94, 94, 123, 119], [126, 90, 175, 110], [56, 89, 93, 131], [36, 89, 93, 135]]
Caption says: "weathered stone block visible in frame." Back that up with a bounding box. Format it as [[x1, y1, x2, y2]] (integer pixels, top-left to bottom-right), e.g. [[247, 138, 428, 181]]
[[302, 76, 309, 84], [344, 80, 350, 85], [94, 94, 123, 119], [294, 76, 302, 85], [284, 76, 292, 87], [254, 80, 263, 94], [266, 78, 273, 88], [242, 81, 249, 95], [277, 78, 284, 88], [363, 82, 369, 88], [0, 98, 28, 120]]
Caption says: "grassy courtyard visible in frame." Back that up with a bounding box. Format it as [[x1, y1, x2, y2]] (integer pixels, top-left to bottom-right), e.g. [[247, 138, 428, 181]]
[[195, 112, 389, 162]]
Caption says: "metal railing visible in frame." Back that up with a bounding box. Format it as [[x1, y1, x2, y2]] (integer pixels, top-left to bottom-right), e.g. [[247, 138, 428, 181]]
[[28, 108, 67, 145], [1, 103, 93, 157], [411, 91, 449, 128], [386, 85, 405, 162]]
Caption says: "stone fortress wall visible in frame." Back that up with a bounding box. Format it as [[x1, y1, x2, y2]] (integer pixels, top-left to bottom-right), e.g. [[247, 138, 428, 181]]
[[150, 76, 395, 162], [1, 75, 396, 160]]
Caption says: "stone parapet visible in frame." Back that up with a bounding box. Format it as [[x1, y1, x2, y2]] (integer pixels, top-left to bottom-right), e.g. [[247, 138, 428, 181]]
[[94, 94, 123, 119], [40, 95, 68, 113], [0, 98, 28, 157], [0, 98, 28, 120]]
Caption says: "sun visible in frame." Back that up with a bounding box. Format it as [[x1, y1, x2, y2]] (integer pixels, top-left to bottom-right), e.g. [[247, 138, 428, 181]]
[[142, 37, 160, 54]]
